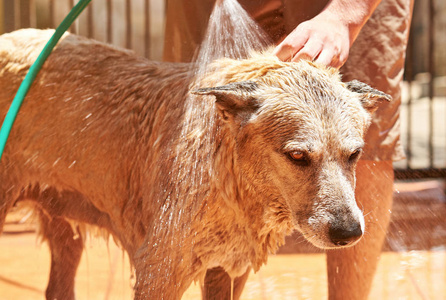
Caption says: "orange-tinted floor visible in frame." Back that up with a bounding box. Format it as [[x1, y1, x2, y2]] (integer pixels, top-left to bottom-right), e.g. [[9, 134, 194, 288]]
[[1, 233, 444, 300], [0, 180, 445, 299]]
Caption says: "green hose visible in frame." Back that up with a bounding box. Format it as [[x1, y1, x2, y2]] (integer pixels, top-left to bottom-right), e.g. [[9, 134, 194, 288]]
[[0, 0, 92, 160]]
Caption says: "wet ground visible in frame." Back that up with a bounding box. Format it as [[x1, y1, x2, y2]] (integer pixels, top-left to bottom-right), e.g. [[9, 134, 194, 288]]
[[0, 180, 445, 299]]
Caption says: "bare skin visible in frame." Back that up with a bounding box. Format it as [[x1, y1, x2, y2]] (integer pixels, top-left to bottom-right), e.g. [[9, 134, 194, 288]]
[[273, 0, 382, 68]]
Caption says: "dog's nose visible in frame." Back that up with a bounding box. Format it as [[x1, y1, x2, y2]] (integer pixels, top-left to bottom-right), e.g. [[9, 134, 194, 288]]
[[329, 222, 363, 246]]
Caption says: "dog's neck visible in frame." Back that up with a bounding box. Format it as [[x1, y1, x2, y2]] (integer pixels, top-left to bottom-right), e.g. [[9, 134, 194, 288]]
[[187, 118, 293, 275]]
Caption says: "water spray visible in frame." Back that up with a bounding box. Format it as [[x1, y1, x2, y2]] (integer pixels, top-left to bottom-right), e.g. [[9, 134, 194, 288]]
[[0, 0, 92, 160]]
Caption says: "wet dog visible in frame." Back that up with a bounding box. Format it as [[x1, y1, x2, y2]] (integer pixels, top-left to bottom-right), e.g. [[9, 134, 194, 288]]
[[0, 29, 390, 299]]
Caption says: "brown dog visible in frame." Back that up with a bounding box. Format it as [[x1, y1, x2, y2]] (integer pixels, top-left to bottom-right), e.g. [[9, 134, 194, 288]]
[[0, 29, 390, 299]]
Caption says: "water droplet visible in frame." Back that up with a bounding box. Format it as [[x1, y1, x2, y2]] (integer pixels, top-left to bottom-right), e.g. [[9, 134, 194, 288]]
[[52, 157, 61, 167], [68, 160, 77, 168]]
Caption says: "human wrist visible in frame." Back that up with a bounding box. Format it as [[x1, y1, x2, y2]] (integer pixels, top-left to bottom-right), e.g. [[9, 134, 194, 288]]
[[318, 0, 381, 46]]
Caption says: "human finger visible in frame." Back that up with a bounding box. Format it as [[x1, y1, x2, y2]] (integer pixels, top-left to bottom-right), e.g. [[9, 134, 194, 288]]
[[291, 38, 323, 63], [272, 30, 308, 61], [314, 49, 340, 68]]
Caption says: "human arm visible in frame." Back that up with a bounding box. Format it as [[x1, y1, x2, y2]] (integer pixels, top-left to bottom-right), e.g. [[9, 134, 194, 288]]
[[272, 0, 382, 68]]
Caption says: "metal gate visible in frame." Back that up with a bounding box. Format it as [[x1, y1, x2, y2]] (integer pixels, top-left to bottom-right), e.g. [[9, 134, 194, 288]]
[[394, 0, 446, 179], [1, 0, 445, 179]]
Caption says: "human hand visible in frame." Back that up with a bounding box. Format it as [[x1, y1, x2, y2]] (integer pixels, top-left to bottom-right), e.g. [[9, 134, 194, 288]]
[[272, 14, 352, 69]]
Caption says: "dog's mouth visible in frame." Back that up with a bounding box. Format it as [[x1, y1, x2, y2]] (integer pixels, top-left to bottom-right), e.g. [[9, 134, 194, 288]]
[[300, 229, 363, 249]]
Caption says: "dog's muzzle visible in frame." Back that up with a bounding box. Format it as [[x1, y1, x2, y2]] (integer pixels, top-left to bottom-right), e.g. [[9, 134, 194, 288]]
[[328, 222, 363, 246]]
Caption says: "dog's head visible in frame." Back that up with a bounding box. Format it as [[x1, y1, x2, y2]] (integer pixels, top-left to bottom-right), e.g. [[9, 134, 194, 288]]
[[194, 56, 391, 249]]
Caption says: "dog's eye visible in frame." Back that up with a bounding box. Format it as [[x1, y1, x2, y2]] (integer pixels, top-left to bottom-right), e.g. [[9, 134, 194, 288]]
[[349, 149, 362, 162], [288, 151, 309, 166]]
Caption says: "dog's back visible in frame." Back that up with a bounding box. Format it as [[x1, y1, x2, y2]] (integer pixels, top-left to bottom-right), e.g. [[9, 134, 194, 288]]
[[0, 29, 191, 247]]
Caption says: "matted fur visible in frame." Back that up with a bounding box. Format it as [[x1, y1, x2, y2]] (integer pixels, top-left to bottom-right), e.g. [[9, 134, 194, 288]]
[[0, 29, 390, 299]]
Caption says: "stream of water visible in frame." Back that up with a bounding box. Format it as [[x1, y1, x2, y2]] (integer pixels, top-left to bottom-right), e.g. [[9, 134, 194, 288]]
[[144, 0, 272, 297]]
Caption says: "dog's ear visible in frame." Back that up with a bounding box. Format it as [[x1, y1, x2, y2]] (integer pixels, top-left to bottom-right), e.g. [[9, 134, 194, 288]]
[[346, 80, 392, 113], [192, 81, 259, 122]]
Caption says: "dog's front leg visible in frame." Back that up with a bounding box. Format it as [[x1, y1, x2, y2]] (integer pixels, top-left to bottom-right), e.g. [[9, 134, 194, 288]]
[[40, 212, 84, 300], [201, 267, 251, 300], [326, 161, 394, 299], [133, 238, 195, 300]]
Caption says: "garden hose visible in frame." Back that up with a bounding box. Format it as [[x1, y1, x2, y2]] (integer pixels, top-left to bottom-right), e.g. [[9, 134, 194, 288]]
[[0, 0, 92, 160]]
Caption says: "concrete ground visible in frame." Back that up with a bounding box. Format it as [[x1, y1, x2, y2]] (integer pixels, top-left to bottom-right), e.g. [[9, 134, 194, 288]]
[[0, 180, 444, 299]]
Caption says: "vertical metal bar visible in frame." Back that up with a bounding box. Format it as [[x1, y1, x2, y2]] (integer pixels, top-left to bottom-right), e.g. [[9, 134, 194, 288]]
[[144, 0, 150, 58], [428, 0, 435, 168], [69, 0, 77, 34], [87, 0, 93, 38], [13, 0, 19, 29], [405, 24, 414, 169], [126, 0, 131, 49], [28, 0, 36, 28], [19, 0, 30, 28], [49, 0, 54, 28], [106, 0, 112, 43], [3, 0, 15, 32], [0, 0, 3, 34]]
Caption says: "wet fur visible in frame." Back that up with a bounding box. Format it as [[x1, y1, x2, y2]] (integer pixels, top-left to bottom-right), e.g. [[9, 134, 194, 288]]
[[0, 29, 389, 299]]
